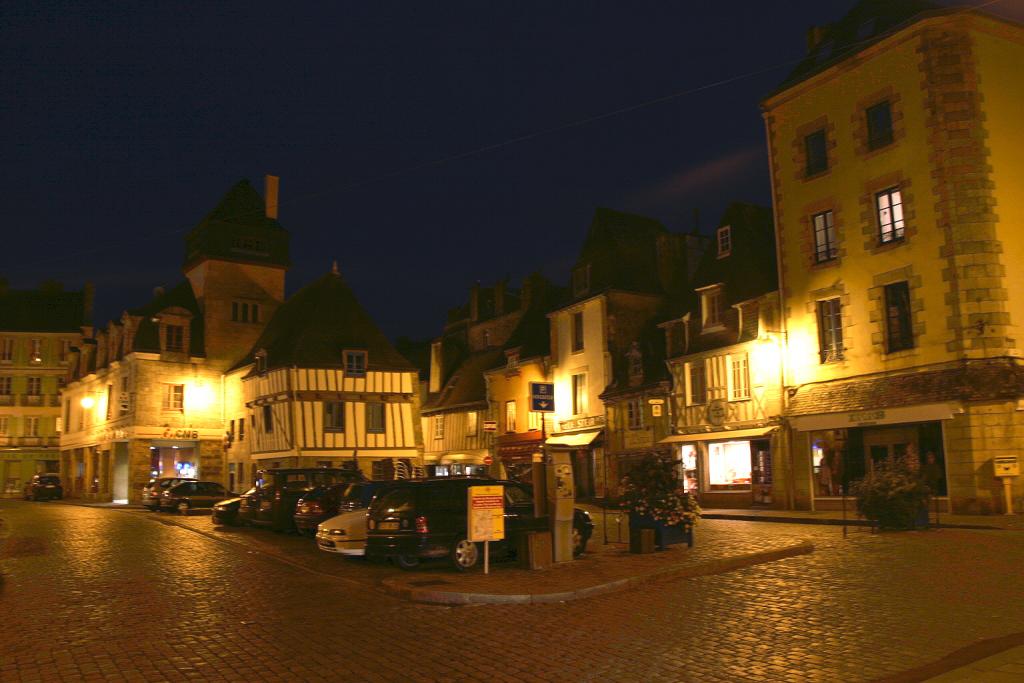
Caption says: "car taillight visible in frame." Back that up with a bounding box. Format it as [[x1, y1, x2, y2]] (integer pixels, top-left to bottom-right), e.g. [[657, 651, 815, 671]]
[[303, 502, 323, 514], [274, 490, 281, 501], [415, 516, 429, 534]]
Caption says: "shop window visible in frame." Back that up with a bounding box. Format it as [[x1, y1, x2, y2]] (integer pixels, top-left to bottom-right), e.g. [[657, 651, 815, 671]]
[[164, 325, 185, 353], [707, 441, 752, 491], [162, 384, 184, 412], [571, 373, 587, 416], [571, 312, 584, 352], [465, 410, 478, 436], [366, 403, 385, 434], [884, 282, 914, 352], [729, 354, 750, 400], [866, 100, 894, 150], [324, 401, 345, 432], [626, 398, 643, 429], [262, 404, 274, 433], [876, 187, 904, 244], [687, 362, 706, 406], [505, 400, 517, 433], [344, 350, 367, 377], [817, 298, 844, 363], [716, 225, 731, 258], [804, 129, 828, 176], [680, 445, 698, 493], [812, 210, 836, 263]]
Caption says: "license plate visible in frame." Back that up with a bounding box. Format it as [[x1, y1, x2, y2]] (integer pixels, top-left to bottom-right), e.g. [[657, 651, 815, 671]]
[[318, 540, 335, 548], [45, 485, 55, 488], [378, 521, 399, 530]]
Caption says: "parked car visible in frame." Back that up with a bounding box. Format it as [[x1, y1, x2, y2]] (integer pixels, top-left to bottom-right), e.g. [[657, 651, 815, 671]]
[[316, 508, 374, 556], [365, 478, 594, 571], [142, 477, 196, 511], [23, 473, 63, 501], [239, 467, 364, 531], [211, 489, 251, 526], [158, 480, 231, 514], [294, 480, 387, 536]]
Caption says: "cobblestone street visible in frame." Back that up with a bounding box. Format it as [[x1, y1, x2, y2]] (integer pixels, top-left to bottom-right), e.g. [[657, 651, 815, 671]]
[[2, 501, 1023, 682]]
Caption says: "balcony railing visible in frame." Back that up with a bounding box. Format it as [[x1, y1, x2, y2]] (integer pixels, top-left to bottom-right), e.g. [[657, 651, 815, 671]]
[[21, 394, 43, 406], [0, 436, 59, 447]]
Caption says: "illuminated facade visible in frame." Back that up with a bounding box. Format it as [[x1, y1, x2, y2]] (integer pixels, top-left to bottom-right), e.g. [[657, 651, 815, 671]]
[[227, 266, 421, 479], [60, 178, 288, 502], [660, 204, 783, 509], [0, 286, 86, 496], [764, 4, 1024, 512]]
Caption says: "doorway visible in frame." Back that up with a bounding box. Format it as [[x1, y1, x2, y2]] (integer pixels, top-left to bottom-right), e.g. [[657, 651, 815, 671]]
[[751, 440, 772, 505], [112, 442, 129, 504]]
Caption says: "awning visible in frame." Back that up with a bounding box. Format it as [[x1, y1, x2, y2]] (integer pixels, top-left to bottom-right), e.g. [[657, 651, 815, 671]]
[[660, 426, 776, 444], [423, 450, 489, 464], [788, 402, 961, 432], [546, 429, 602, 448]]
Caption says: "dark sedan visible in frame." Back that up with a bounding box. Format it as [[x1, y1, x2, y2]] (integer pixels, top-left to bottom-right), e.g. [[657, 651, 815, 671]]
[[23, 473, 63, 501], [159, 481, 231, 514]]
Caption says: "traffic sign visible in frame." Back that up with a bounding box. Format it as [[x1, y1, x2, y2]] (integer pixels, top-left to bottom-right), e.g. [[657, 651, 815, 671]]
[[530, 382, 555, 412], [483, 420, 497, 432]]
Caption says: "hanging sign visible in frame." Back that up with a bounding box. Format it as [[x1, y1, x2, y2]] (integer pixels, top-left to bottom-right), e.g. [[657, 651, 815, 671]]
[[530, 382, 555, 412]]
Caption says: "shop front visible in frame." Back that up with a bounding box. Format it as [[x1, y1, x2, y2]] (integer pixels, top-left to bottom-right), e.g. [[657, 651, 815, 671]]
[[423, 450, 490, 478], [661, 426, 777, 509], [495, 431, 544, 484], [790, 403, 956, 512]]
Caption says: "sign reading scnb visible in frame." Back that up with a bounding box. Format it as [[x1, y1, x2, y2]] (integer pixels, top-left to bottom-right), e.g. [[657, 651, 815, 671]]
[[530, 382, 555, 413], [467, 485, 504, 542]]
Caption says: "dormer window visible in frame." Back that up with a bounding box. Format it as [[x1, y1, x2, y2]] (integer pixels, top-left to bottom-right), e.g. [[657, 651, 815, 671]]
[[231, 301, 261, 324], [626, 342, 643, 385], [344, 350, 367, 377], [506, 350, 519, 370], [716, 226, 731, 258], [699, 285, 724, 331], [255, 350, 268, 374], [572, 264, 591, 297], [164, 325, 185, 352]]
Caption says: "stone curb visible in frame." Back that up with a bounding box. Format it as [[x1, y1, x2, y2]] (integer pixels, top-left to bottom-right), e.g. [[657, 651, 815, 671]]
[[380, 540, 815, 605], [701, 513, 1003, 531]]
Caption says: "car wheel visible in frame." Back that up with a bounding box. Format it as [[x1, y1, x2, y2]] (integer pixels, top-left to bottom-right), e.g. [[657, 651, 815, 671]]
[[450, 537, 480, 571], [572, 526, 588, 557], [177, 501, 190, 515], [395, 554, 421, 571]]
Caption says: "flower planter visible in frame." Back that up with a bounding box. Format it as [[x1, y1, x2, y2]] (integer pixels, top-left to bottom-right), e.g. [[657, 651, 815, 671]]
[[629, 513, 693, 549]]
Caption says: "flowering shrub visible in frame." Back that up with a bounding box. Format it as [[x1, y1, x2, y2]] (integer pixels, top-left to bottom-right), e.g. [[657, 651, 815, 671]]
[[850, 455, 930, 530], [620, 453, 701, 527]]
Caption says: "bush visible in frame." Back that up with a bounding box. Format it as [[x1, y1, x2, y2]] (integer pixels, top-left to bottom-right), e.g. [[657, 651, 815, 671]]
[[620, 453, 700, 527], [850, 456, 930, 530]]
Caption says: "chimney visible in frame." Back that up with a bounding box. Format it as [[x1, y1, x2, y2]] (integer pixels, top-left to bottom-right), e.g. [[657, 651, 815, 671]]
[[428, 340, 444, 394], [807, 25, 826, 53], [264, 175, 280, 219]]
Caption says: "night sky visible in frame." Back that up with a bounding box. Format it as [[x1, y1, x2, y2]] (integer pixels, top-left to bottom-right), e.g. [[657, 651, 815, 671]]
[[3, 1, 1016, 340]]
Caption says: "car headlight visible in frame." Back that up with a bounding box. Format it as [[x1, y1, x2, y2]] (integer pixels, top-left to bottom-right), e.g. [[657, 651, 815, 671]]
[[328, 529, 346, 536]]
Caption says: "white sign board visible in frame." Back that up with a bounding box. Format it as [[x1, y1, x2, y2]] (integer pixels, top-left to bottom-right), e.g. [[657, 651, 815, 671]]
[[467, 485, 505, 542]]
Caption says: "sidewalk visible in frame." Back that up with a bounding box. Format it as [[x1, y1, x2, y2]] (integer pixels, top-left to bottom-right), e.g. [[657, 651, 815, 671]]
[[381, 522, 814, 605], [697, 507, 1024, 530]]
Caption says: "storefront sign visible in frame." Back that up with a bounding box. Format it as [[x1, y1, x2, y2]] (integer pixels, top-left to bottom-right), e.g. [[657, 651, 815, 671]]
[[558, 415, 605, 432], [467, 485, 505, 542], [847, 410, 885, 425], [161, 428, 200, 440], [789, 403, 961, 432]]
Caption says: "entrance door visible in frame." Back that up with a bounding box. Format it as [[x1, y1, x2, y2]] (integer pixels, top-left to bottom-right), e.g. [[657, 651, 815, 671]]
[[751, 440, 772, 505], [112, 443, 129, 503], [863, 426, 918, 472]]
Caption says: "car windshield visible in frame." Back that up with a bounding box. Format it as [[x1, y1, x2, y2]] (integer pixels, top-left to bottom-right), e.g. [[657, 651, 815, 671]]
[[38, 476, 60, 485]]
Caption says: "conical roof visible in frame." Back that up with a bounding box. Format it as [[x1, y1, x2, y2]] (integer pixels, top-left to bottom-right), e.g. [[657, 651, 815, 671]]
[[237, 270, 414, 373]]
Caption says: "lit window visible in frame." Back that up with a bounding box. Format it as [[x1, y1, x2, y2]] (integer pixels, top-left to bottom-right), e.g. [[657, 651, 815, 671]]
[[29, 339, 43, 363], [626, 398, 643, 429], [688, 362, 706, 406], [707, 441, 752, 490], [506, 352, 519, 370], [366, 403, 385, 434], [528, 411, 542, 431], [812, 210, 837, 263], [345, 350, 367, 377], [505, 400, 517, 433], [162, 384, 184, 411], [729, 354, 750, 400], [876, 188, 904, 244], [884, 282, 914, 352], [466, 410, 478, 436], [866, 100, 894, 150], [571, 373, 587, 416], [817, 299, 844, 363], [716, 226, 731, 257], [324, 401, 345, 432], [804, 129, 828, 176], [433, 415, 444, 440]]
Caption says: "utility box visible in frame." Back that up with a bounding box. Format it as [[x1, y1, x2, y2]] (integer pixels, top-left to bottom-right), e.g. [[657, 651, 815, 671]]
[[517, 530, 553, 570], [630, 528, 655, 554], [546, 451, 575, 563]]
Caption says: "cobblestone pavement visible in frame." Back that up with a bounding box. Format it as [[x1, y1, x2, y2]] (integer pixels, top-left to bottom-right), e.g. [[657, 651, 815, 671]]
[[1, 500, 1023, 682]]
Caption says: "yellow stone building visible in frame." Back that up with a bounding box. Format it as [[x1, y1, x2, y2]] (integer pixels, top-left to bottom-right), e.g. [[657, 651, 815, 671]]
[[763, 2, 1024, 513], [61, 178, 288, 503]]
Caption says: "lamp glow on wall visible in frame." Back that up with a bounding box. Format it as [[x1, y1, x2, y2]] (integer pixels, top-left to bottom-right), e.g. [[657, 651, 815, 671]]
[[185, 382, 214, 413], [80, 395, 95, 409]]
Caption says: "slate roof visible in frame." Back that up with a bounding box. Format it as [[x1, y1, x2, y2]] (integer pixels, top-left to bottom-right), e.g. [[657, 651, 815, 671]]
[[602, 317, 672, 399], [571, 208, 671, 302], [423, 348, 505, 413], [772, 0, 940, 95], [237, 269, 414, 374], [0, 288, 85, 332], [183, 179, 290, 270], [501, 274, 564, 363], [128, 281, 205, 356], [787, 359, 1023, 416]]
